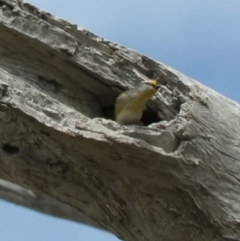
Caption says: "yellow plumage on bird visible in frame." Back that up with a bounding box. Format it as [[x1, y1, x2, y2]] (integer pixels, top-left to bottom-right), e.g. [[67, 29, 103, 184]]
[[115, 79, 159, 125]]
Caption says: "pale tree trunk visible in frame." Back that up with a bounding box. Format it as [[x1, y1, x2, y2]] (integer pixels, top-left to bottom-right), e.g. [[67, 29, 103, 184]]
[[0, 1, 239, 241]]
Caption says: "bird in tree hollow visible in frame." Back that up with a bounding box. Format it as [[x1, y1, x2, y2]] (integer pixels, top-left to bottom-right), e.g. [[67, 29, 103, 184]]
[[115, 79, 160, 125]]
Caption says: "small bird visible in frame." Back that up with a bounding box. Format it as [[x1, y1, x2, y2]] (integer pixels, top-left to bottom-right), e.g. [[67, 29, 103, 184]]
[[115, 79, 160, 125]]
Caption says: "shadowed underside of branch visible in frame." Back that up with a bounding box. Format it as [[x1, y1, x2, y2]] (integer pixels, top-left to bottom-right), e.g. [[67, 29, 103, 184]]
[[0, 1, 240, 241], [0, 179, 105, 230]]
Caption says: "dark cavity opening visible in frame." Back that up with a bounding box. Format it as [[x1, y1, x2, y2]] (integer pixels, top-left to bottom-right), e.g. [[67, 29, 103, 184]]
[[141, 108, 160, 126], [2, 144, 19, 155]]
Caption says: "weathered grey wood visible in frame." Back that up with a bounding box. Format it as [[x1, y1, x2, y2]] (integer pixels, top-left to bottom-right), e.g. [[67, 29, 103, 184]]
[[0, 1, 239, 241], [0, 179, 105, 230]]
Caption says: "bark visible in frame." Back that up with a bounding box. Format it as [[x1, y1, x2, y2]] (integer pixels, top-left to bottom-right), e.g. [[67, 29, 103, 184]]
[[0, 1, 240, 241], [0, 179, 105, 230]]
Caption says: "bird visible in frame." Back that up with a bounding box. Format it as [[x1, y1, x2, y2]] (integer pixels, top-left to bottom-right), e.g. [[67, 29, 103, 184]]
[[115, 79, 160, 125]]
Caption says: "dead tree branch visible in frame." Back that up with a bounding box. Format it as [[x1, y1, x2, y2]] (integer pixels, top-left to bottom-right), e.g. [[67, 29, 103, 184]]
[[0, 1, 239, 241]]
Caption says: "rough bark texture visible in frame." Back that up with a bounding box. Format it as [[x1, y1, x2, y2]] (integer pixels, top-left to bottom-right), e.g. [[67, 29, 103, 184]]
[[0, 179, 104, 230], [0, 1, 240, 241]]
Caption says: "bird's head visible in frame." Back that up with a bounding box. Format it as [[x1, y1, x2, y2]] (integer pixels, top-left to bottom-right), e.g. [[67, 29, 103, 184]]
[[139, 79, 160, 89]]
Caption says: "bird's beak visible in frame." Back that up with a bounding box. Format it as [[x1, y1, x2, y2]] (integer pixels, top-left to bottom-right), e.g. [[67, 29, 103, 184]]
[[147, 79, 160, 89]]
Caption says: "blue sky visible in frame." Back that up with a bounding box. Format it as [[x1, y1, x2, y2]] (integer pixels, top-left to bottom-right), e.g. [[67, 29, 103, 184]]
[[1, 1, 240, 241]]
